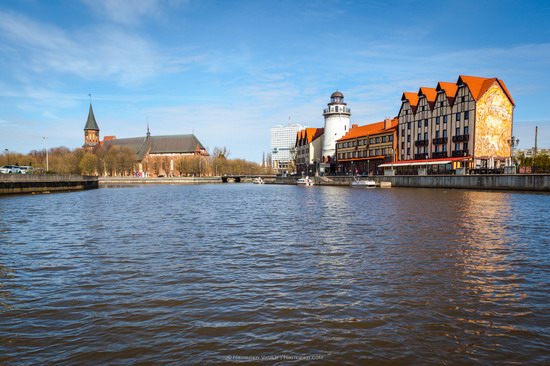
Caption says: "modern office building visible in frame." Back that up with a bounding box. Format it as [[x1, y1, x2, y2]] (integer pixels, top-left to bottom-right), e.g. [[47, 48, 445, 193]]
[[271, 123, 306, 170], [392, 75, 515, 174]]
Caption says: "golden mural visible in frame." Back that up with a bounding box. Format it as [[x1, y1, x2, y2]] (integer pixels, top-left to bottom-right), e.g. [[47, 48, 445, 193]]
[[474, 84, 513, 158]]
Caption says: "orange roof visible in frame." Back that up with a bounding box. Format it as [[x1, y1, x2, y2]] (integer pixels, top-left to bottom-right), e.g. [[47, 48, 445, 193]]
[[418, 87, 437, 102], [401, 92, 419, 114], [436, 82, 458, 104], [296, 128, 324, 145], [418, 87, 437, 110], [458, 75, 515, 106], [337, 118, 398, 142]]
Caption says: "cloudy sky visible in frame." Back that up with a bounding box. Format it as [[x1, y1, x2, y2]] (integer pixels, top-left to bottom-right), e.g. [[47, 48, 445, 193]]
[[1, 0, 549, 161]]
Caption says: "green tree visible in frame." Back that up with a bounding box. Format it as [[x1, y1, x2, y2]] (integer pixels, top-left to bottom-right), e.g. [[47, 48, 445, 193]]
[[79, 152, 99, 175]]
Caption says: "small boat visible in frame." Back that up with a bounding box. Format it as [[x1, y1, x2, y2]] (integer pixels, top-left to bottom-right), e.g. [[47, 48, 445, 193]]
[[351, 176, 376, 188], [297, 176, 314, 186], [253, 177, 264, 184]]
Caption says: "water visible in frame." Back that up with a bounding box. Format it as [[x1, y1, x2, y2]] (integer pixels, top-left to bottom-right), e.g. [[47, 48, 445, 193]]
[[0, 184, 549, 365]]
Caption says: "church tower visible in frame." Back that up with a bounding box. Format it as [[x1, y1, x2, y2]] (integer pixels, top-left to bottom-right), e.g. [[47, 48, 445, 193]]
[[322, 91, 351, 164], [83, 102, 100, 151]]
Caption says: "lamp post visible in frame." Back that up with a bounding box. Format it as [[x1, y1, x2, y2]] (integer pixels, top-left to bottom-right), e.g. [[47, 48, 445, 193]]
[[43, 137, 49, 172], [387, 147, 394, 176], [507, 136, 520, 173], [4, 149, 9, 165]]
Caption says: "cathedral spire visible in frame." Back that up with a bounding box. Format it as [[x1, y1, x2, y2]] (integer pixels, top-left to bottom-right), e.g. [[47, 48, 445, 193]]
[[146, 117, 151, 138], [83, 95, 100, 149]]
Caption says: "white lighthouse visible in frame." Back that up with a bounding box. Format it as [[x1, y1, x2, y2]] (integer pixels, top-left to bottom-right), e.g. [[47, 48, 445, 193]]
[[322, 91, 351, 166]]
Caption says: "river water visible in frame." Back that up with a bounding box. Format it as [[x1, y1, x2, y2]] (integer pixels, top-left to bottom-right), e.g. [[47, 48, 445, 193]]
[[0, 184, 549, 365]]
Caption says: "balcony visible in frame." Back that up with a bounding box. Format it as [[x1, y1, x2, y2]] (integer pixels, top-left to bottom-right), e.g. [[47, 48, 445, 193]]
[[452, 134, 470, 143], [323, 107, 351, 114], [432, 151, 448, 158], [414, 139, 429, 147], [414, 153, 429, 160], [433, 137, 448, 145], [452, 150, 470, 157]]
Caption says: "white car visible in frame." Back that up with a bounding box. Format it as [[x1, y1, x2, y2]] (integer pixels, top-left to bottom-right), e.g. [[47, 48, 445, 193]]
[[0, 165, 21, 173], [19, 166, 34, 174]]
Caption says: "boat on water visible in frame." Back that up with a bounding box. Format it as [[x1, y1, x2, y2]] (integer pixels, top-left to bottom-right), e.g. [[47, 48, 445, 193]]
[[351, 176, 376, 188], [253, 177, 264, 184], [296, 176, 314, 186]]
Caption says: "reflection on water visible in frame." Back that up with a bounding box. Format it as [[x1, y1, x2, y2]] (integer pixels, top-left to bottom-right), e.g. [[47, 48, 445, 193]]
[[0, 185, 549, 365]]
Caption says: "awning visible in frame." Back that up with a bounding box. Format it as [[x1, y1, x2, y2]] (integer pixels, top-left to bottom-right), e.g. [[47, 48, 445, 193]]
[[378, 161, 451, 168], [378, 156, 471, 168]]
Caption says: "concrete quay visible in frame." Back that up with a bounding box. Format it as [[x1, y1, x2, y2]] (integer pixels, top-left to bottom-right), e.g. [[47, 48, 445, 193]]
[[273, 174, 550, 192], [0, 175, 99, 195]]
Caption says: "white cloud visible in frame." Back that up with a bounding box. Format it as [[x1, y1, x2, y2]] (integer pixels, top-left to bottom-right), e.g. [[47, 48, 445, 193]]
[[0, 9, 204, 86], [81, 0, 188, 26]]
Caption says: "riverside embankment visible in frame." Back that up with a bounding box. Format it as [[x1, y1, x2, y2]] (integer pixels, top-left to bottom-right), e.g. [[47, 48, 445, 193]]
[[274, 174, 550, 192], [0, 175, 98, 195]]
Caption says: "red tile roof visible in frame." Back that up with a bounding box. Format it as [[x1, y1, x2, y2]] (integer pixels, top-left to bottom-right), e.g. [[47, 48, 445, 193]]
[[458, 75, 515, 106], [296, 128, 324, 145], [337, 118, 398, 142], [436, 82, 458, 104]]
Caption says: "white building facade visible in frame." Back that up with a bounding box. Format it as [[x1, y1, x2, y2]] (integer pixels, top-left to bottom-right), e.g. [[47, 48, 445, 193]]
[[321, 91, 351, 173], [271, 123, 306, 170]]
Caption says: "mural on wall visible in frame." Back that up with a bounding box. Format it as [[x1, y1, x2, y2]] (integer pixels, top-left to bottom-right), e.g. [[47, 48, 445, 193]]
[[474, 83, 513, 158]]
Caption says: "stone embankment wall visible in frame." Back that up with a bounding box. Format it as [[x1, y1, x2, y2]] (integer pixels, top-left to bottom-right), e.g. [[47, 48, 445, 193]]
[[0, 175, 98, 195], [99, 177, 222, 185], [274, 175, 550, 192]]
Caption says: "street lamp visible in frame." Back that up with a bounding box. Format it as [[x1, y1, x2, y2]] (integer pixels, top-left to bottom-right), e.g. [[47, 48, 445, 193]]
[[43, 137, 49, 172], [507, 136, 520, 173], [387, 147, 395, 176], [4, 149, 9, 165]]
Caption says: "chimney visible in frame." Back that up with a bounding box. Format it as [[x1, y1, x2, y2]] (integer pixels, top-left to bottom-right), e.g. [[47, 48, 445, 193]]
[[352, 124, 358, 129], [384, 117, 391, 129]]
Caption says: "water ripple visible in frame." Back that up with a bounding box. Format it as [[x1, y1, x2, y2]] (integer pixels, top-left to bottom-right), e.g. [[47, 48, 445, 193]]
[[0, 185, 549, 364]]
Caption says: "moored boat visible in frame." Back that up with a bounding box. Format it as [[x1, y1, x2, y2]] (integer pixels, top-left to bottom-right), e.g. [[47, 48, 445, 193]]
[[297, 176, 314, 186], [351, 177, 376, 188]]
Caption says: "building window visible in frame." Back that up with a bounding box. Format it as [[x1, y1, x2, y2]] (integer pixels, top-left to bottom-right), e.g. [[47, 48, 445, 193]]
[[389, 135, 394, 142], [418, 120, 422, 128], [464, 111, 469, 120], [401, 142, 405, 149], [435, 131, 440, 139], [456, 113, 461, 121], [435, 145, 439, 153], [424, 119, 428, 127], [455, 143, 459, 151], [370, 138, 374, 144], [443, 129, 447, 138], [382, 148, 386, 155], [443, 115, 448, 123], [417, 133, 421, 140], [464, 126, 469, 135], [358, 140, 363, 146], [464, 142, 468, 151], [424, 132, 428, 140], [407, 148, 410, 155], [440, 101, 444, 107], [352, 151, 356, 158], [407, 122, 411, 129], [407, 135, 411, 142], [436, 116, 440, 124], [443, 144, 447, 152], [456, 127, 460, 136], [401, 129, 405, 137], [352, 141, 356, 147], [376, 137, 380, 143]]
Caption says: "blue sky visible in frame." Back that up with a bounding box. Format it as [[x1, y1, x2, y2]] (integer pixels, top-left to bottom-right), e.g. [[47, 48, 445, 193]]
[[1, 0, 549, 162]]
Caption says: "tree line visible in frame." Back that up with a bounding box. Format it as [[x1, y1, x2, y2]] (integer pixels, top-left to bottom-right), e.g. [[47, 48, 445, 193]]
[[1, 146, 274, 176]]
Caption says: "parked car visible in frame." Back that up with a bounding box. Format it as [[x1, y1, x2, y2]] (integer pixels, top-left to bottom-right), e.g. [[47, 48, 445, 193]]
[[19, 166, 34, 174], [0, 165, 21, 173]]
